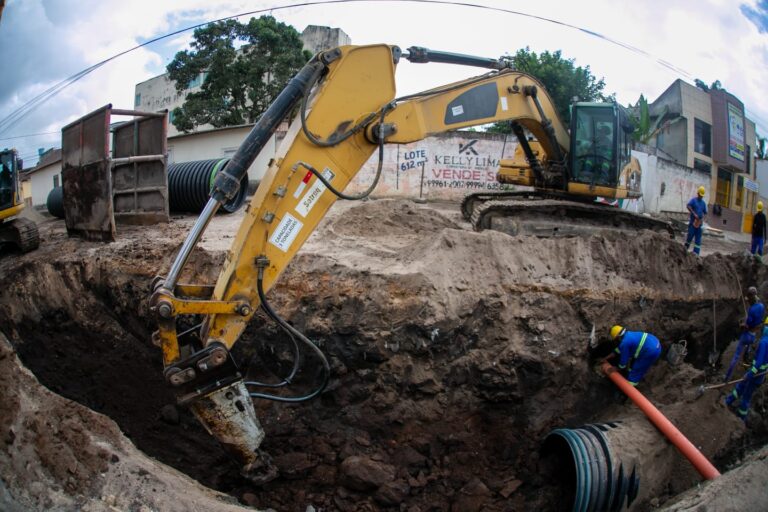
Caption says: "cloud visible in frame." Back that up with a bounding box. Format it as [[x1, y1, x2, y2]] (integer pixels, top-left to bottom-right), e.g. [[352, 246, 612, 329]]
[[4, 0, 768, 164], [741, 1, 768, 33]]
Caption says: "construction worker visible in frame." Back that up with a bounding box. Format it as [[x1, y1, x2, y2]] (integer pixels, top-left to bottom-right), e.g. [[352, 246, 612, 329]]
[[725, 317, 768, 422], [609, 325, 663, 386], [684, 186, 707, 256], [751, 201, 766, 259], [724, 286, 765, 382]]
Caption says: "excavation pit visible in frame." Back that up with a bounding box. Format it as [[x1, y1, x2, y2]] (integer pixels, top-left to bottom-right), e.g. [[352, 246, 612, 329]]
[[1, 199, 768, 511]]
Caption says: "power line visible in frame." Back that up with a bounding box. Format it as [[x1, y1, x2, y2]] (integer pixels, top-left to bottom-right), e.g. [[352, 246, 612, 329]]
[[0, 131, 58, 141], [0, 0, 706, 136]]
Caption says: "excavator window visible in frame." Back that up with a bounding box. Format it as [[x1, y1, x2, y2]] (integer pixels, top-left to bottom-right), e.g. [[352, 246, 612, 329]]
[[570, 105, 619, 187], [0, 152, 15, 210]]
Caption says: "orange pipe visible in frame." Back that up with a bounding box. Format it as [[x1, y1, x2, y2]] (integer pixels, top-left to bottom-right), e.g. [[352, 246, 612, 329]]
[[601, 361, 720, 480]]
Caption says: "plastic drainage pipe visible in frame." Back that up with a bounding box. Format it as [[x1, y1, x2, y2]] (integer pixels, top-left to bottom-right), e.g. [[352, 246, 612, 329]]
[[167, 158, 248, 214], [46, 186, 65, 219], [601, 361, 720, 480], [542, 423, 640, 512]]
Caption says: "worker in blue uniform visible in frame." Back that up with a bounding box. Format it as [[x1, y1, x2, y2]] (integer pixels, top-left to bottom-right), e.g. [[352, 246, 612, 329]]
[[724, 286, 765, 382], [609, 325, 663, 386], [684, 186, 707, 256], [725, 317, 768, 422]]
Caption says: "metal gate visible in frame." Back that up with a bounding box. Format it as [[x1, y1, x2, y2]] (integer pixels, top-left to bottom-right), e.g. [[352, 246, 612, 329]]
[[61, 104, 168, 241]]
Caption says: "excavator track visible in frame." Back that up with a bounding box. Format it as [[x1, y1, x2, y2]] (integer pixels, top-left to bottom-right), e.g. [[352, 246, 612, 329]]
[[460, 190, 594, 221], [461, 191, 532, 220], [471, 198, 675, 238], [0, 217, 40, 253]]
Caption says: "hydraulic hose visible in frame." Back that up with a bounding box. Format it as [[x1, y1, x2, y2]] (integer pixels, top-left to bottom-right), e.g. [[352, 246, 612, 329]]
[[601, 361, 721, 480], [244, 261, 330, 403], [244, 331, 300, 389], [297, 103, 389, 201]]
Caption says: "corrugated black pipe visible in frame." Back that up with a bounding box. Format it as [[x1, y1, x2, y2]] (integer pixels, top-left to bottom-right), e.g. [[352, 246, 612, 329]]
[[167, 158, 248, 214], [541, 423, 640, 512], [46, 186, 65, 219]]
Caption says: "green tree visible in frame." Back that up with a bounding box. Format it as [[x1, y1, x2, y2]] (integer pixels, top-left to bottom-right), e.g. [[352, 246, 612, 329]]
[[166, 16, 311, 132], [629, 94, 680, 144], [694, 79, 724, 92], [487, 47, 611, 134]]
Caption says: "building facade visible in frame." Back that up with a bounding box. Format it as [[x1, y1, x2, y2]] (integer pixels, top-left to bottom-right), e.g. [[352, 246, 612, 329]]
[[300, 25, 351, 55], [649, 80, 757, 232], [22, 148, 61, 207]]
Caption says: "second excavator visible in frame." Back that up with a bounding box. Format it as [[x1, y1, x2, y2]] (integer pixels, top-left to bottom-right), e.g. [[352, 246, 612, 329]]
[[0, 148, 39, 254], [460, 95, 672, 237], [151, 44, 673, 478]]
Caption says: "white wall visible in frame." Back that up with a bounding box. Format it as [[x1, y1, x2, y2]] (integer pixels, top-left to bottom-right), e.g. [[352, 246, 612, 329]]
[[27, 162, 62, 206], [168, 127, 276, 182], [629, 149, 710, 214], [757, 159, 768, 204], [347, 132, 518, 200]]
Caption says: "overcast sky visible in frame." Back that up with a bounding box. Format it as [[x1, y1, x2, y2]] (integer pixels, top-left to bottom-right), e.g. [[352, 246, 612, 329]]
[[2, 0, 767, 167]]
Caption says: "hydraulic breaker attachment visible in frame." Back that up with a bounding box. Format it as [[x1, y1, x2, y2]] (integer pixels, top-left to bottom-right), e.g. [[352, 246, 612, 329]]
[[163, 342, 273, 481]]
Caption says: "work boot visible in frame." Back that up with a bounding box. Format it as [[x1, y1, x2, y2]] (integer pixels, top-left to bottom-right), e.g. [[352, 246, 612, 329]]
[[725, 394, 735, 407]]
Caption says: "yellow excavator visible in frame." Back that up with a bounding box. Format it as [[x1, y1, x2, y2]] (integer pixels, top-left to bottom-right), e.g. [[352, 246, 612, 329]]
[[0, 149, 40, 253], [460, 101, 657, 236], [150, 44, 671, 478]]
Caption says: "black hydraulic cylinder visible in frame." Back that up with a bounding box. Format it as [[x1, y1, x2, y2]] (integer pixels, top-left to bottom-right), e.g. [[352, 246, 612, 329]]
[[210, 60, 326, 203], [510, 122, 545, 183], [405, 46, 511, 70]]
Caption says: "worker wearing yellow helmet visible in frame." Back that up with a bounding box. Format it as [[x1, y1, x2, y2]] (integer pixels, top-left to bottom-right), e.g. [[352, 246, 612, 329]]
[[751, 200, 766, 260], [684, 186, 708, 256], [608, 325, 662, 387]]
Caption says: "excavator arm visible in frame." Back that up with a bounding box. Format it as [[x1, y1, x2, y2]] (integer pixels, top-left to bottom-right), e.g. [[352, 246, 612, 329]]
[[150, 44, 572, 476]]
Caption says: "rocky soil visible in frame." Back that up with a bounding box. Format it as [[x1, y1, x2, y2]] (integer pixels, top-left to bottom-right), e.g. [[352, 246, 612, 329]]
[[1, 198, 767, 511]]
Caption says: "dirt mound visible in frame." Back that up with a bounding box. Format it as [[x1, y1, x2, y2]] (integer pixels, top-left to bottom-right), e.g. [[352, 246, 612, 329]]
[[1, 198, 767, 511]]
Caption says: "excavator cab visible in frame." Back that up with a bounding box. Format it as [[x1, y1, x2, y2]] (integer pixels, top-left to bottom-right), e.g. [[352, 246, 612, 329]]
[[569, 103, 632, 190]]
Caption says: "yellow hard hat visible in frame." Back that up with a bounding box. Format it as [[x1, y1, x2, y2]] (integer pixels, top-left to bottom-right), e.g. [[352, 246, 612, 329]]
[[697, 186, 706, 197], [610, 325, 626, 340], [758, 201, 764, 212]]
